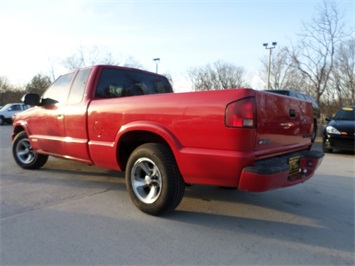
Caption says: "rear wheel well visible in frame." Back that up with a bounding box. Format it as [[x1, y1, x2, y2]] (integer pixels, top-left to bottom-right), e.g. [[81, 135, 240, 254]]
[[117, 131, 170, 171]]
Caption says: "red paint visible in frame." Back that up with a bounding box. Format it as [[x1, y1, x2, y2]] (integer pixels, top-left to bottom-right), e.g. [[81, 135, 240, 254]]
[[12, 65, 323, 192]]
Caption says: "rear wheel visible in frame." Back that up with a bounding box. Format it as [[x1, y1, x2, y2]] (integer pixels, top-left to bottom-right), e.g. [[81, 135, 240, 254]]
[[126, 143, 185, 216], [12, 131, 48, 169]]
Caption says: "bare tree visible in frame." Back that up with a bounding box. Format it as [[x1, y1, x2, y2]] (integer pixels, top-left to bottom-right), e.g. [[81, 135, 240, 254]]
[[260, 46, 307, 90], [62, 46, 144, 71], [0, 76, 10, 93], [289, 0, 348, 107], [25, 74, 52, 96], [121, 56, 144, 69], [332, 37, 355, 106], [0, 77, 25, 105], [47, 56, 58, 81], [188, 60, 249, 91], [62, 45, 117, 70]]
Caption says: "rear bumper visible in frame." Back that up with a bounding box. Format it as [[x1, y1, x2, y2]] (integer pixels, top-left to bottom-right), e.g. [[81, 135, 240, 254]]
[[238, 150, 324, 192]]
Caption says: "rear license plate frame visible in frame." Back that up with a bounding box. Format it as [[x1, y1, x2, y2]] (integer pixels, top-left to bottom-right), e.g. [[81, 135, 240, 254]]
[[288, 156, 300, 177]]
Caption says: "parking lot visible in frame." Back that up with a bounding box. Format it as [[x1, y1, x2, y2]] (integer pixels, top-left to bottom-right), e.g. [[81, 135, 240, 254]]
[[1, 124, 354, 265]]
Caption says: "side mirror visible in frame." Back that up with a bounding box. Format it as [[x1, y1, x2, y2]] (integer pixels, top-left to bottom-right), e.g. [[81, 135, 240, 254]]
[[23, 93, 40, 106], [41, 98, 58, 106], [325, 117, 331, 122]]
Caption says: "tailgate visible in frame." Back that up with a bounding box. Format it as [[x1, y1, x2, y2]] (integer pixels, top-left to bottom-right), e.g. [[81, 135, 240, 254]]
[[254, 91, 313, 156]]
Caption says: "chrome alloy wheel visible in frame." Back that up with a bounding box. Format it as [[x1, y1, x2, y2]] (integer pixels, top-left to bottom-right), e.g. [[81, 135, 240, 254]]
[[15, 137, 36, 164], [131, 157, 162, 204]]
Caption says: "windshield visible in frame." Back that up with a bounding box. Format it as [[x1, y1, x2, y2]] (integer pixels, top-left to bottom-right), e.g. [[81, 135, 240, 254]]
[[0, 104, 12, 111], [333, 107, 355, 121]]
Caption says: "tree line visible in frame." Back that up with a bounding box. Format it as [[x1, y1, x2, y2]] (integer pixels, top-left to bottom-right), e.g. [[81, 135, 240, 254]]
[[259, 1, 354, 117], [187, 1, 354, 117], [1, 1, 353, 119]]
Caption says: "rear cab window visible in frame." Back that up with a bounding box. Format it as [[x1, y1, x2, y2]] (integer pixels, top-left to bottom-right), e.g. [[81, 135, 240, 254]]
[[95, 68, 173, 99]]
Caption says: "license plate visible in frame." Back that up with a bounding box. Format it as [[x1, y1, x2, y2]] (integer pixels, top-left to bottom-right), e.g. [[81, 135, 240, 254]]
[[288, 156, 300, 177]]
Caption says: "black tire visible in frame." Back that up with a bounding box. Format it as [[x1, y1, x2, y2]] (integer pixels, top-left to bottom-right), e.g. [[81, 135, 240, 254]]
[[322, 142, 333, 153], [125, 143, 185, 216], [0, 116, 4, 125], [322, 135, 333, 153], [12, 131, 48, 169]]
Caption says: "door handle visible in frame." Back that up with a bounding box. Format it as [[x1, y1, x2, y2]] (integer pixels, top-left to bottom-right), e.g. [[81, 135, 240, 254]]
[[289, 109, 296, 118], [57, 114, 64, 119]]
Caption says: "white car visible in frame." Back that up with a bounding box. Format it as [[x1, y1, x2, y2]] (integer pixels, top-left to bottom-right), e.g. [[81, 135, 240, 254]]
[[0, 103, 30, 125]]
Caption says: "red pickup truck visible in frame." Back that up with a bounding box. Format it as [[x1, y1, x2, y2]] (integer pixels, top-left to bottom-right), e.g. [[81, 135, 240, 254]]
[[12, 65, 324, 215]]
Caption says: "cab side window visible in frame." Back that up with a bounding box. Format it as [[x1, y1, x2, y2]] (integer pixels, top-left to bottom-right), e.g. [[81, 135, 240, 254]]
[[10, 105, 22, 111], [42, 73, 75, 105]]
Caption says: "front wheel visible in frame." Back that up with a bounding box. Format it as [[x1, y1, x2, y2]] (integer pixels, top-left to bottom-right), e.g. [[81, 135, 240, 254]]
[[125, 143, 185, 216], [12, 131, 48, 169], [323, 144, 333, 153]]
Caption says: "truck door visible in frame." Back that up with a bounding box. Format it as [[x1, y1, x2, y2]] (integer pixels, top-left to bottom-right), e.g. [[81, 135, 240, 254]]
[[27, 73, 74, 156], [63, 68, 93, 163]]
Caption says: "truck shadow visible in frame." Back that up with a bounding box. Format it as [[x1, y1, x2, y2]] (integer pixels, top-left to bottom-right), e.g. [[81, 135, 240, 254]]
[[3, 136, 353, 258], [165, 177, 354, 255], [166, 208, 353, 256]]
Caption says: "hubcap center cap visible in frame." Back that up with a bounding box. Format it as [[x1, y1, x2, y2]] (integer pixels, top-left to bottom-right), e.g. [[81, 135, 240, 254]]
[[145, 175, 152, 185]]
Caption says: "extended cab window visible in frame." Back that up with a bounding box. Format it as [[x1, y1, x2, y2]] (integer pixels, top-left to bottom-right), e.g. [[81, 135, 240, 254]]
[[42, 73, 75, 105], [67, 68, 92, 104], [95, 68, 173, 98]]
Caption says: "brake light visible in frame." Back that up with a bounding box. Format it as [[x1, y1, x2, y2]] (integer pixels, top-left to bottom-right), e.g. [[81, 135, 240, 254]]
[[225, 97, 256, 128]]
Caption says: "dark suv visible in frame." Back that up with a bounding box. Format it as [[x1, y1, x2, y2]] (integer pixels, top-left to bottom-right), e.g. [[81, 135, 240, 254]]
[[265, 90, 320, 142]]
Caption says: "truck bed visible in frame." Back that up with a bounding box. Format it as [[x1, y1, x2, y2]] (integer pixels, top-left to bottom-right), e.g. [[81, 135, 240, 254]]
[[87, 88, 315, 188]]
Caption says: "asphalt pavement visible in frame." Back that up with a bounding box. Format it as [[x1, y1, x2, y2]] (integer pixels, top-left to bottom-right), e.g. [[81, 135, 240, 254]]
[[1, 125, 354, 265]]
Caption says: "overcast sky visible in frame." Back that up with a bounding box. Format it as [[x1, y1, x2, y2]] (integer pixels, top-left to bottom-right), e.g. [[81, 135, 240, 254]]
[[0, 0, 353, 92]]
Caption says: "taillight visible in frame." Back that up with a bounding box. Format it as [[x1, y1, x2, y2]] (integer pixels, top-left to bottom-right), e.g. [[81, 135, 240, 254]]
[[225, 97, 256, 128]]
